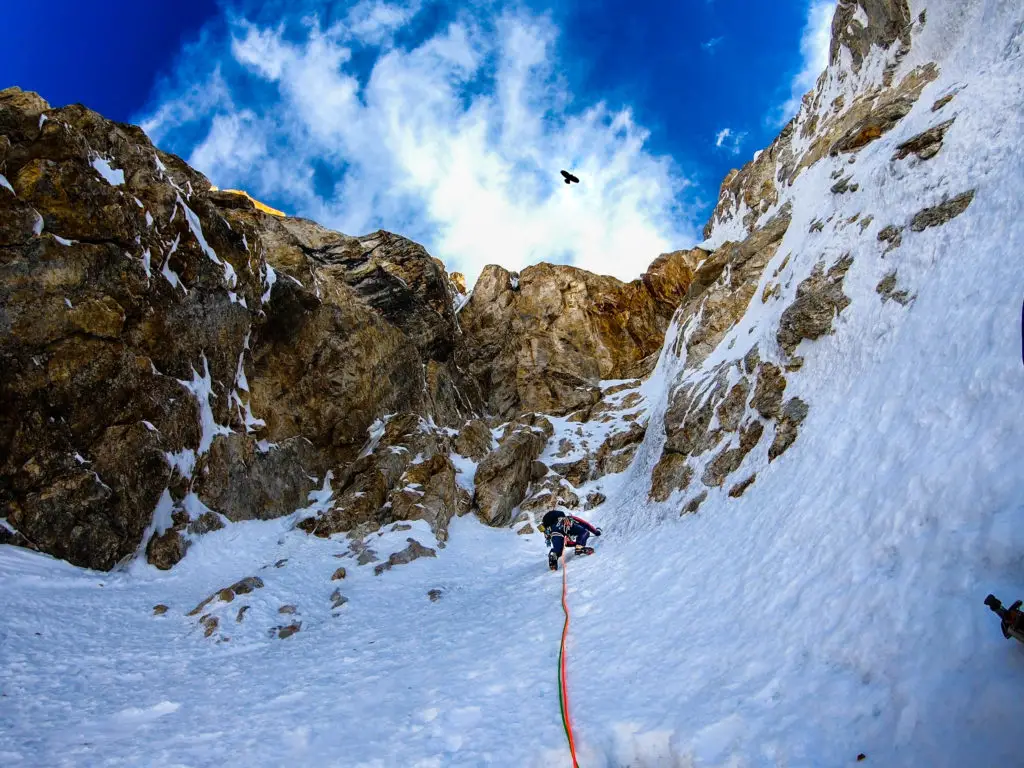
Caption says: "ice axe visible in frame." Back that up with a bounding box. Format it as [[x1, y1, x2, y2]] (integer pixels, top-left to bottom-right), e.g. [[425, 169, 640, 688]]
[[984, 594, 1024, 644]]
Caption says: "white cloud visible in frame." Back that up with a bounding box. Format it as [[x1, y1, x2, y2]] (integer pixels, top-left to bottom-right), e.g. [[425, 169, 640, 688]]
[[774, 0, 837, 125], [346, 0, 423, 45], [140, 2, 697, 286], [701, 36, 724, 53], [714, 127, 747, 155]]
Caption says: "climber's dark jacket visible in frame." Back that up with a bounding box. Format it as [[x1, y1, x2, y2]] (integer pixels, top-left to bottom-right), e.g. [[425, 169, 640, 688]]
[[539, 510, 600, 555]]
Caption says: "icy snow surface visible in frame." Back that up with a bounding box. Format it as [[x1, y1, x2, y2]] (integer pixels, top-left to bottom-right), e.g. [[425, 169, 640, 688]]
[[2, 1, 1024, 766], [91, 156, 125, 186]]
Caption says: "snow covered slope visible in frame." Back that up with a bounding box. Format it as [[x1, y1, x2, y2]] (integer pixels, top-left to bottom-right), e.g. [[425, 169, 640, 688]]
[[2, 0, 1023, 765]]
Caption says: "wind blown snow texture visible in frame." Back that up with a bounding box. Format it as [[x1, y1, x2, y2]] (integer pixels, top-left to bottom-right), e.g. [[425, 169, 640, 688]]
[[2, 1, 1024, 766]]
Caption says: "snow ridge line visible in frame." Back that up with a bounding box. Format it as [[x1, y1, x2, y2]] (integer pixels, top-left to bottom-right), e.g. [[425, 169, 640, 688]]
[[558, 554, 580, 768]]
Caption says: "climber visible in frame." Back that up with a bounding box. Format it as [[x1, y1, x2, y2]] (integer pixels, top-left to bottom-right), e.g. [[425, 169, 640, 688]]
[[984, 594, 1024, 645], [539, 508, 601, 571]]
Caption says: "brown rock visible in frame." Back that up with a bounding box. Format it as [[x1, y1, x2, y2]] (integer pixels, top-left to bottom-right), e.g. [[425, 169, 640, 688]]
[[743, 345, 761, 375], [67, 296, 126, 339], [649, 453, 694, 502], [147, 529, 189, 571], [702, 421, 764, 488], [188, 512, 225, 536], [663, 368, 730, 458], [449, 272, 467, 294], [769, 398, 810, 461], [641, 249, 706, 306], [200, 615, 219, 638], [777, 255, 854, 357], [584, 492, 607, 510], [550, 458, 590, 487], [830, 176, 858, 194], [876, 272, 912, 305], [683, 207, 792, 368], [330, 589, 348, 609], [153, 604, 169, 615], [357, 548, 378, 565], [594, 422, 647, 479], [716, 379, 751, 433], [473, 425, 547, 526], [828, 99, 913, 155], [278, 604, 297, 615], [387, 452, 468, 543], [198, 435, 320, 523], [520, 478, 580, 512], [829, 0, 913, 74], [728, 474, 757, 498], [427, 588, 443, 602], [703, 123, 793, 239], [331, 567, 347, 581], [909, 190, 975, 232], [227, 576, 262, 595], [236, 605, 249, 623], [878, 224, 903, 253], [374, 538, 437, 575], [517, 523, 535, 535], [787, 62, 937, 186], [683, 491, 707, 515], [750, 363, 786, 419], [454, 419, 494, 461], [277, 623, 301, 639], [457, 254, 696, 417], [0, 88, 490, 572], [892, 118, 955, 161]]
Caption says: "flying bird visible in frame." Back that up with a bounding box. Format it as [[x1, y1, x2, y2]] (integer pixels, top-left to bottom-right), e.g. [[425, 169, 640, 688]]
[[560, 170, 580, 185]]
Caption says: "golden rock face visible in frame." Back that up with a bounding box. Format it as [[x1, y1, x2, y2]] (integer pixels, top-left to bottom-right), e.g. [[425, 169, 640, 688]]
[[455, 249, 704, 419], [209, 186, 287, 217]]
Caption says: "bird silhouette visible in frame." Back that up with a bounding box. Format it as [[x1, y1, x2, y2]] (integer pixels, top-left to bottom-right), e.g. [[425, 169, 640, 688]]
[[560, 170, 580, 185]]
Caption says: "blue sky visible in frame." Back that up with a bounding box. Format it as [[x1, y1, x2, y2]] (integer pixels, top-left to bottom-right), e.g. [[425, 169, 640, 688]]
[[2, 0, 836, 283]]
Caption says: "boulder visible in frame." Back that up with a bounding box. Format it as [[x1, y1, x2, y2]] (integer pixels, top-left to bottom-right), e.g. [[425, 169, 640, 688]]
[[374, 538, 437, 575], [473, 424, 548, 526]]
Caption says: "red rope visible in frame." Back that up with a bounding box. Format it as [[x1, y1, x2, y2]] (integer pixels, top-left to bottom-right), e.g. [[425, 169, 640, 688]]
[[558, 553, 580, 767]]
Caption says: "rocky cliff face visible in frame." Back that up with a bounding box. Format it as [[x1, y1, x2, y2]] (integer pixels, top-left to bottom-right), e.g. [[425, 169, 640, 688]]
[[639, 0, 979, 511], [456, 251, 702, 418], [2, 0, 966, 571], [0, 87, 481, 569], [0, 85, 695, 570]]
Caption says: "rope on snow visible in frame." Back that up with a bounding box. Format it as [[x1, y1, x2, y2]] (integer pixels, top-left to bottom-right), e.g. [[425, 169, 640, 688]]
[[558, 553, 580, 767]]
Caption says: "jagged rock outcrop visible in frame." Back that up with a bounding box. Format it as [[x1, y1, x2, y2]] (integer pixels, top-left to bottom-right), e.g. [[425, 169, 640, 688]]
[[702, 1, 930, 244], [648, 0, 933, 507], [474, 415, 552, 526], [457, 250, 703, 418], [297, 413, 470, 543], [0, 87, 480, 569]]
